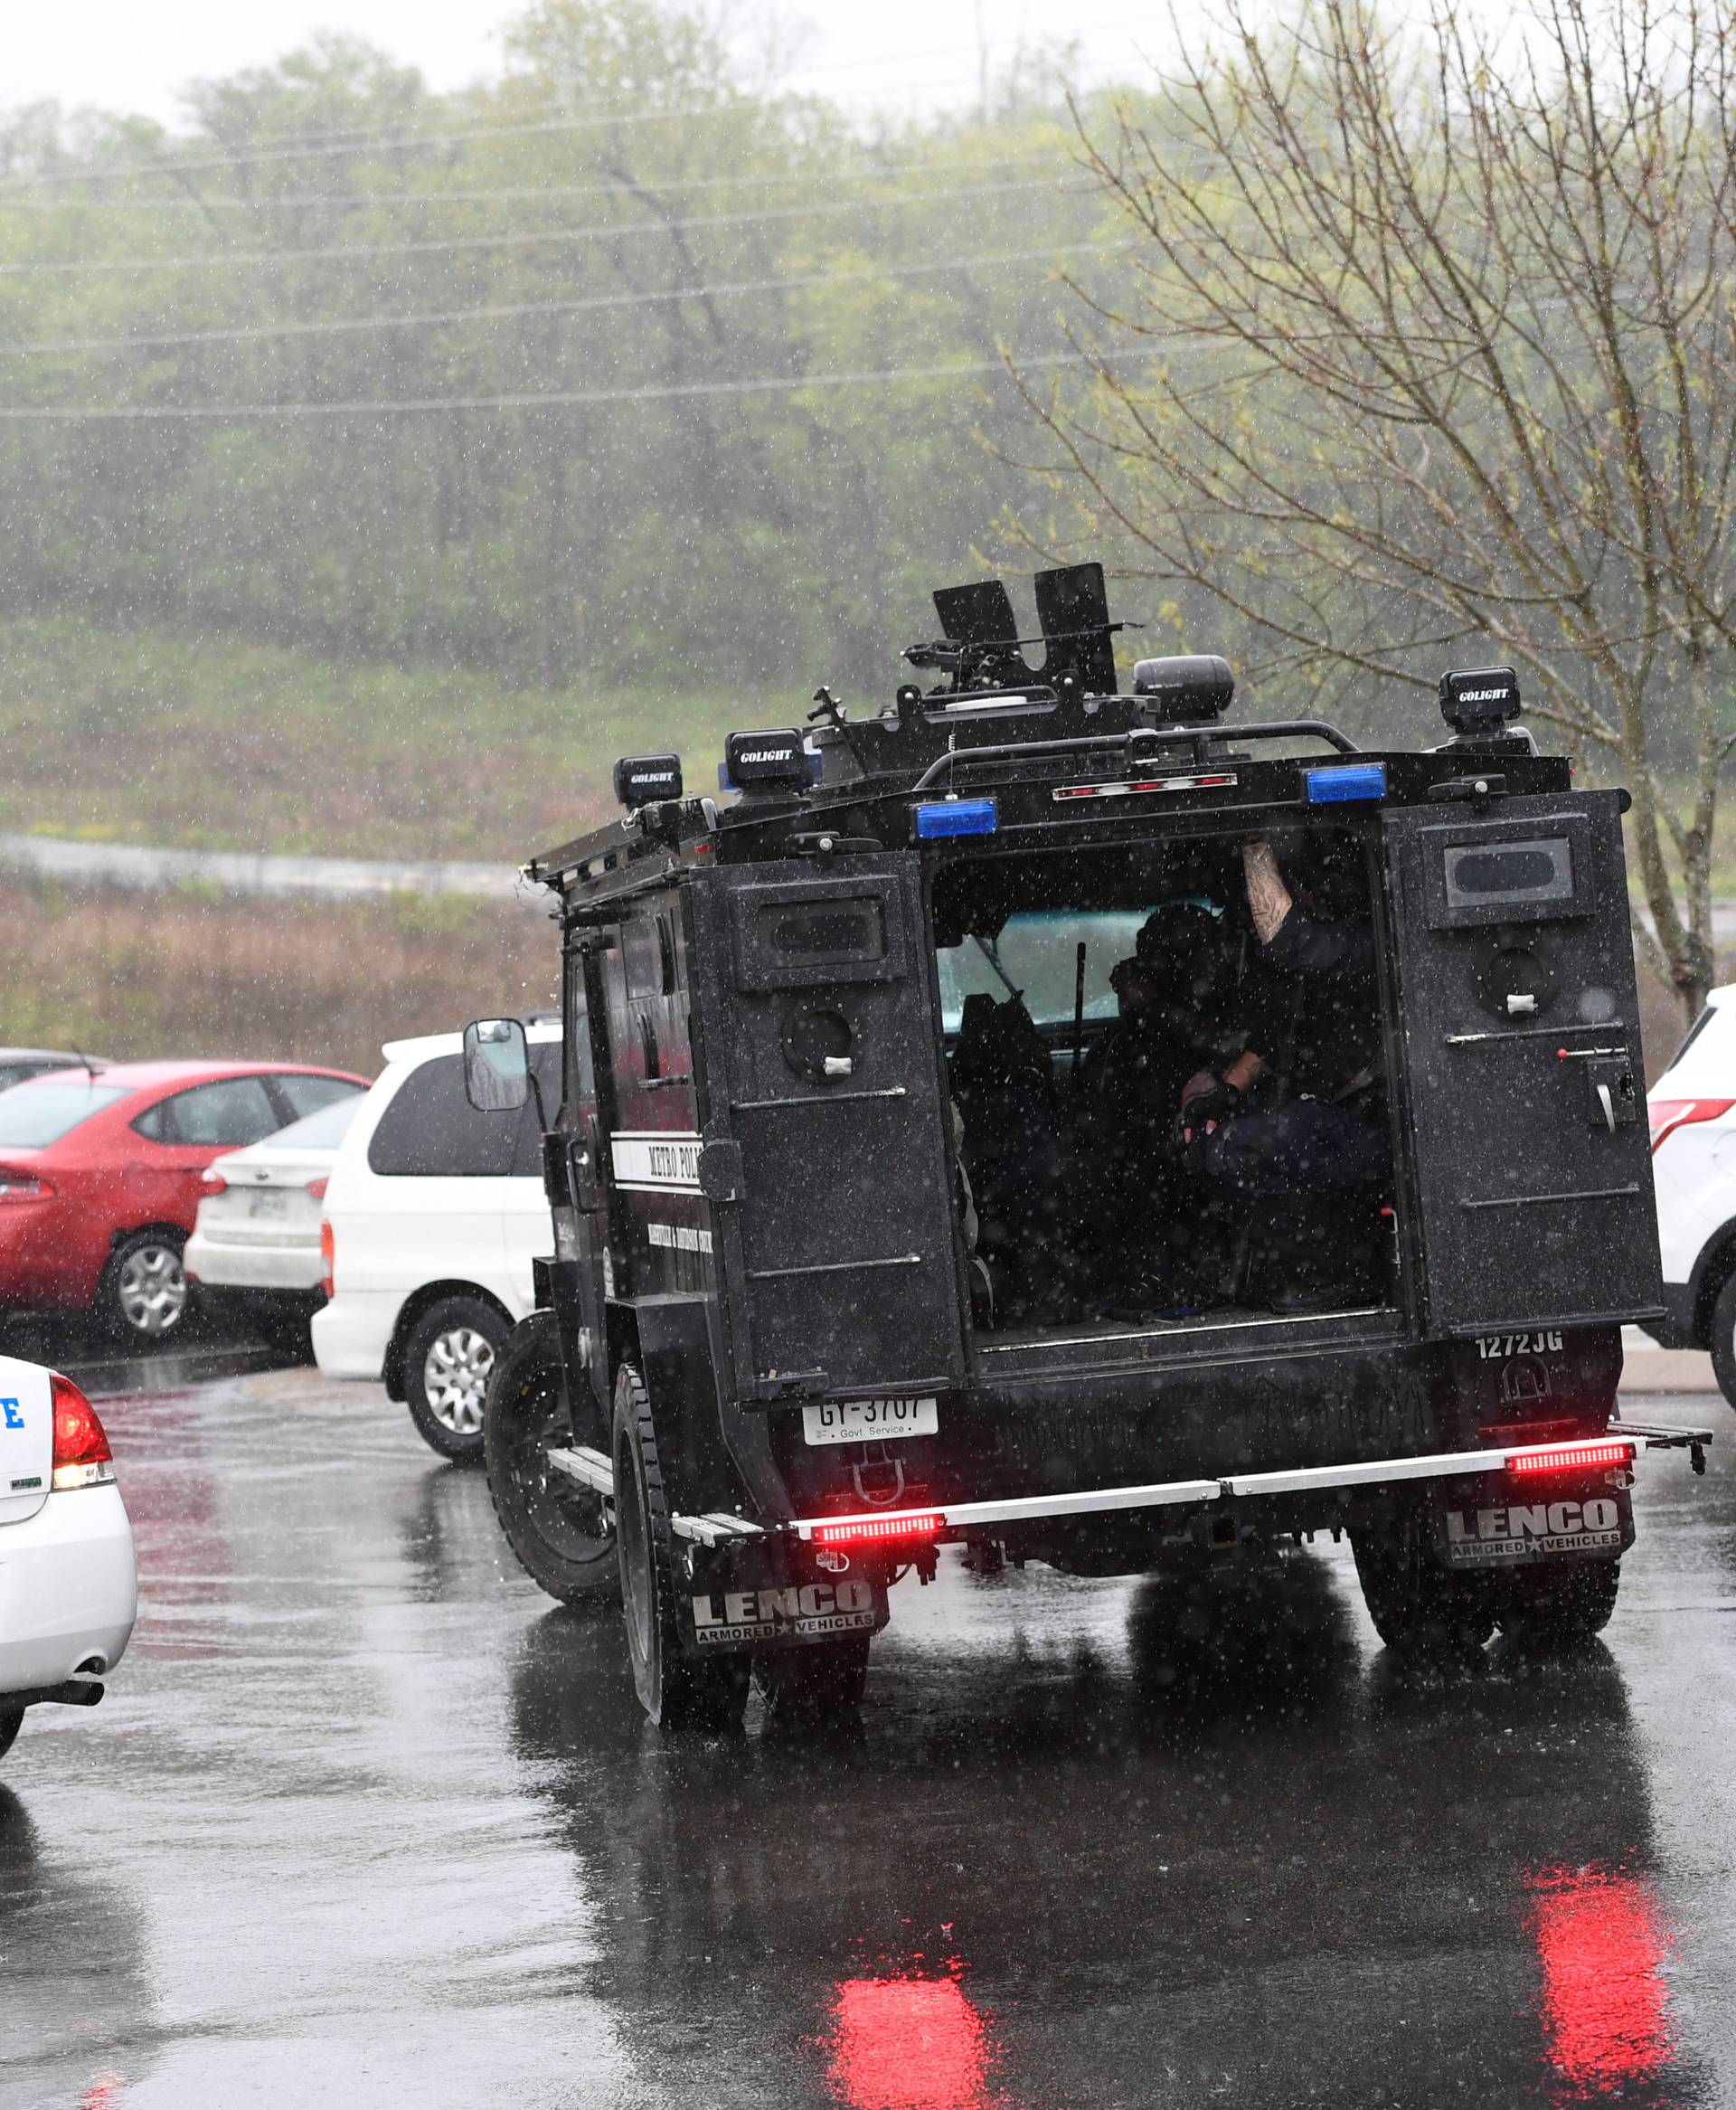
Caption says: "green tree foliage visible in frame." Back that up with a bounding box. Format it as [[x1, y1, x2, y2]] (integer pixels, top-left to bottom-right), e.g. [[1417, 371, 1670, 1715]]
[[0, 0, 1118, 697]]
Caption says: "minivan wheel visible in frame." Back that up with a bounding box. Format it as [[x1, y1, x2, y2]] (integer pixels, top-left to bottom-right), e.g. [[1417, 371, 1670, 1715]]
[[100, 1230, 190, 1339], [1708, 1273, 1736, 1410], [403, 1295, 507, 1462]]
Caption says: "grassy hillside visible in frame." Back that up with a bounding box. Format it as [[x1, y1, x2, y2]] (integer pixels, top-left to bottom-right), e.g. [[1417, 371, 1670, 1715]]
[[0, 617, 747, 862], [0, 879, 555, 1078]]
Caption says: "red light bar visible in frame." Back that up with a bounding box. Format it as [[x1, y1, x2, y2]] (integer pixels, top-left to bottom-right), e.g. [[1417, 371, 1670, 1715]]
[[1509, 1440, 1635, 1477], [813, 1511, 944, 1547]]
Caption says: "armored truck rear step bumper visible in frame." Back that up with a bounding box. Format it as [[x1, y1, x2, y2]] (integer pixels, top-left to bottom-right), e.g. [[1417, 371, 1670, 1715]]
[[547, 1422, 1712, 1544]]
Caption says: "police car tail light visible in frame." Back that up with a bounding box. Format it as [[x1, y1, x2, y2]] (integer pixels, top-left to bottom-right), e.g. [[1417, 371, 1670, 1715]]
[[51, 1374, 115, 1490], [1646, 1096, 1731, 1154], [320, 1220, 335, 1300], [814, 1511, 944, 1547], [1508, 1439, 1634, 1478]]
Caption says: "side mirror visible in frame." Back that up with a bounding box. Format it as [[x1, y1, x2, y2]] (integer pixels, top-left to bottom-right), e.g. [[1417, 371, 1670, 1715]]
[[462, 1017, 530, 1112]]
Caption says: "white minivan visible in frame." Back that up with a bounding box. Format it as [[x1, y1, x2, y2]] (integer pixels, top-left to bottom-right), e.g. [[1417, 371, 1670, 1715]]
[[312, 1024, 560, 1460]]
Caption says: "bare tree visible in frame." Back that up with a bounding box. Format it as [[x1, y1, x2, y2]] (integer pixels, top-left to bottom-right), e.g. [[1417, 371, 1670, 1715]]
[[1012, 0, 1736, 1023]]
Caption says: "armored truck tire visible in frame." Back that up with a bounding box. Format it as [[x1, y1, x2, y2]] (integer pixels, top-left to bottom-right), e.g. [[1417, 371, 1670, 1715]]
[[1351, 1514, 1497, 1659], [484, 1312, 619, 1606], [1708, 1273, 1736, 1411], [612, 1365, 749, 1731], [403, 1294, 506, 1462], [1495, 1559, 1621, 1645], [752, 1635, 871, 1730]]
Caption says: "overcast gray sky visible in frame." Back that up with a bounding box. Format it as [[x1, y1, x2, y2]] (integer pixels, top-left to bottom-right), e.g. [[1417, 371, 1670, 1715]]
[[5, 4, 1202, 126]]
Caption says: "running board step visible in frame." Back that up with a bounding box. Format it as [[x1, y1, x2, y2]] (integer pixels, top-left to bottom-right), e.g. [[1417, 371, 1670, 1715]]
[[545, 1445, 764, 1545]]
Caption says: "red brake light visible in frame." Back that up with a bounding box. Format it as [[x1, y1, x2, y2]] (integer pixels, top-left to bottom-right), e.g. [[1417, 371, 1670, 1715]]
[[813, 1511, 944, 1547], [51, 1373, 115, 1490], [307, 1176, 328, 1201], [320, 1219, 335, 1299], [1509, 1439, 1635, 1477], [1647, 1096, 1733, 1154], [200, 1169, 229, 1195], [0, 1172, 52, 1202]]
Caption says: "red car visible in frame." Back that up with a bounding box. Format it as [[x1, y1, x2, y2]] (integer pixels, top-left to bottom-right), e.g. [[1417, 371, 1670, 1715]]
[[0, 1062, 368, 1339]]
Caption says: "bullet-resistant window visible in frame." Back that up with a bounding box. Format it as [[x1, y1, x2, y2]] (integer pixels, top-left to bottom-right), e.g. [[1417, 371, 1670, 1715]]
[[759, 901, 886, 964], [1442, 837, 1574, 910]]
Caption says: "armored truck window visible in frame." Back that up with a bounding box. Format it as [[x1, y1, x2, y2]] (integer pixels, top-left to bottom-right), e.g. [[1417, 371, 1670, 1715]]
[[1442, 837, 1573, 910], [758, 901, 885, 965], [368, 1054, 518, 1178]]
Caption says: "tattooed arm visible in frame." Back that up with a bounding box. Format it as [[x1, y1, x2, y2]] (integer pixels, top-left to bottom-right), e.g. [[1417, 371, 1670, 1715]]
[[1242, 838, 1293, 944]]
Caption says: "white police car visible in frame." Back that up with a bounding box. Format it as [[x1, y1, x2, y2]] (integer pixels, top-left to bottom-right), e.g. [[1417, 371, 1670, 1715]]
[[0, 1357, 137, 1761]]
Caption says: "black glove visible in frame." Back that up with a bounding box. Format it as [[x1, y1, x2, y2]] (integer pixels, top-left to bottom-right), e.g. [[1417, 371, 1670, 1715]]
[[1176, 1080, 1242, 1143]]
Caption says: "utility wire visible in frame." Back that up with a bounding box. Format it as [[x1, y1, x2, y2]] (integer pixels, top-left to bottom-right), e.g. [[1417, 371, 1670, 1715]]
[[0, 152, 1054, 215], [1, 239, 1134, 358], [0, 345, 1099, 419], [0, 175, 1069, 278]]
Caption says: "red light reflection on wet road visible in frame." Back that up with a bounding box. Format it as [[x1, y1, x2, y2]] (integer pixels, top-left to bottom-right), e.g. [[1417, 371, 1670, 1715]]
[[827, 1973, 993, 2110], [1527, 1867, 1673, 2096]]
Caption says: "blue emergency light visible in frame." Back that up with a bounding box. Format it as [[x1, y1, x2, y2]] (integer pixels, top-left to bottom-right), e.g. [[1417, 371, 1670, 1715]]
[[1305, 762, 1387, 804], [914, 798, 999, 839]]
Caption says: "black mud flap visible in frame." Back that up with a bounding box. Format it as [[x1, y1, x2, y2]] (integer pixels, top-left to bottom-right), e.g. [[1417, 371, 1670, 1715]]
[[677, 1538, 891, 1656], [1432, 1481, 1633, 1569]]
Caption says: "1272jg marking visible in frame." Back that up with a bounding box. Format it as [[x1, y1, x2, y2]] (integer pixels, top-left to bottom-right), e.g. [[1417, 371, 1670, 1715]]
[[1476, 1330, 1565, 1360]]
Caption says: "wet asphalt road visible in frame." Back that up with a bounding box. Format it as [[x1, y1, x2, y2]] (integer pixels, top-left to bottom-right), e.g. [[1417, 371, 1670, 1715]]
[[5, 1367, 1736, 2110]]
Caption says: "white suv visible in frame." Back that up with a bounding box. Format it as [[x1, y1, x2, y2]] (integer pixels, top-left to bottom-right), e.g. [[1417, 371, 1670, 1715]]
[[312, 1024, 560, 1461], [1645, 985, 1736, 1401]]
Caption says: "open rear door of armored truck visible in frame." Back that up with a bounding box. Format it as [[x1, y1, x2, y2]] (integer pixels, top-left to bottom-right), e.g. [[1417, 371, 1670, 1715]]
[[687, 856, 968, 1404], [1382, 790, 1665, 1337]]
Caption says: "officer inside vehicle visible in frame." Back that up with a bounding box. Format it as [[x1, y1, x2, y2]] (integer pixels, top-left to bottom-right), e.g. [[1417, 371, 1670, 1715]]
[[1076, 901, 1236, 1310], [1177, 836, 1390, 1310]]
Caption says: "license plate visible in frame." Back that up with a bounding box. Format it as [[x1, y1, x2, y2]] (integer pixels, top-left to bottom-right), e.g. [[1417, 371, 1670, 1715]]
[[247, 1191, 289, 1218], [802, 1396, 939, 1446]]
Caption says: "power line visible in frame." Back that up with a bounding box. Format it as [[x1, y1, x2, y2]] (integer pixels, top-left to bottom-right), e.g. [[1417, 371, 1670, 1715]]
[[0, 346, 1094, 420], [0, 175, 1069, 278], [1, 239, 1133, 358], [0, 153, 1052, 215]]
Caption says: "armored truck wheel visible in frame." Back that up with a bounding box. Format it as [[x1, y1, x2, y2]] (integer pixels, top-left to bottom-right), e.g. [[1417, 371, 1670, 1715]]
[[612, 1365, 748, 1731], [1352, 1516, 1496, 1659], [752, 1636, 871, 1730], [485, 1312, 618, 1606], [1496, 1560, 1620, 1645]]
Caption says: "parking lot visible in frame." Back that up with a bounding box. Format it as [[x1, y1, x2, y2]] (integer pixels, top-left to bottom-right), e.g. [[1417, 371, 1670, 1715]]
[[1, 1356, 1731, 2109]]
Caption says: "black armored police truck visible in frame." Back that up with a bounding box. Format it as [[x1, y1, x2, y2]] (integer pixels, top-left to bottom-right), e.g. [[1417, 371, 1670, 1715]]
[[463, 561, 1710, 1728]]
